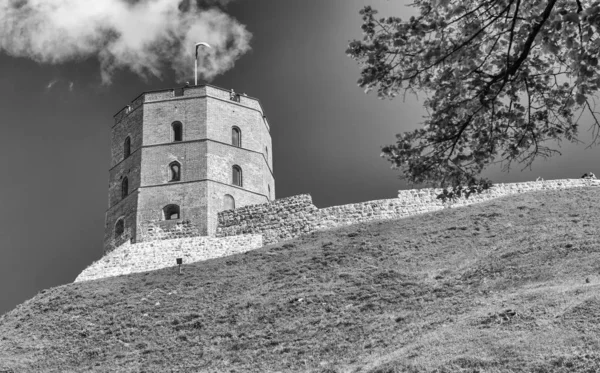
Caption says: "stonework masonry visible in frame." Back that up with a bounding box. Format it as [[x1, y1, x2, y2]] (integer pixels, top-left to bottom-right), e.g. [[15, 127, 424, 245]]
[[76, 234, 262, 282], [142, 219, 200, 241], [216, 178, 600, 245], [79, 178, 599, 283]]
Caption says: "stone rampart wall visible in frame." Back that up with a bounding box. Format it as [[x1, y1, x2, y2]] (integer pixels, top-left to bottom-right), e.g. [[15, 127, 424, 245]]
[[141, 219, 201, 242], [81, 178, 599, 283], [75, 234, 262, 282], [217, 194, 318, 244], [217, 178, 600, 245]]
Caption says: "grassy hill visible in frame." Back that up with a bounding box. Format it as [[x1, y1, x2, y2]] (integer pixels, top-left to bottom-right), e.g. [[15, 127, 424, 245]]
[[2, 187, 600, 372]]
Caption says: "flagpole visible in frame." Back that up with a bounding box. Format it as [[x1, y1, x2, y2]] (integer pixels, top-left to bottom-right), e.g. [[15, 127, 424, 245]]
[[195, 42, 211, 86]]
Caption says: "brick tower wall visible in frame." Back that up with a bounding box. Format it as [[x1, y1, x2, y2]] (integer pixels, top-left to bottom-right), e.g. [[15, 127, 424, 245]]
[[103, 85, 274, 253], [203, 93, 274, 234], [104, 104, 144, 253], [137, 182, 209, 237]]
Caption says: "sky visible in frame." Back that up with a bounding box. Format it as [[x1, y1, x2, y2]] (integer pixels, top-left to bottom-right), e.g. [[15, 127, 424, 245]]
[[1, 0, 600, 315]]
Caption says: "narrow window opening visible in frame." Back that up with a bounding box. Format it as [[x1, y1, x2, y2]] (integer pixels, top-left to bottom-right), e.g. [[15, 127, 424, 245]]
[[121, 177, 129, 199], [124, 137, 131, 158], [232, 127, 241, 147], [114, 219, 124, 238], [172, 122, 183, 142], [232, 165, 242, 187], [223, 194, 235, 210], [169, 162, 181, 182], [268, 185, 271, 200], [163, 204, 180, 220]]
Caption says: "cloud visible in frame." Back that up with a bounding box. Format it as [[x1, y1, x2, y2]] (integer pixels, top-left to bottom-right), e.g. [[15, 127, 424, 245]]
[[46, 79, 58, 90], [0, 0, 251, 84], [44, 78, 75, 92]]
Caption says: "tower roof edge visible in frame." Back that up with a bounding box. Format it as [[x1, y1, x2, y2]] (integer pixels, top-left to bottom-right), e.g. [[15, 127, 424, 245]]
[[112, 84, 266, 123]]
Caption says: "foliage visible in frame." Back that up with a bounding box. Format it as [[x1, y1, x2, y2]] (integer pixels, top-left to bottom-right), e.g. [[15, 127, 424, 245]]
[[347, 0, 600, 187], [437, 177, 494, 204]]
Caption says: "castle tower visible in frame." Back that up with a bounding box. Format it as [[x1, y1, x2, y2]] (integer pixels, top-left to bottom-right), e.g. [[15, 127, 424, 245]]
[[103, 85, 274, 253]]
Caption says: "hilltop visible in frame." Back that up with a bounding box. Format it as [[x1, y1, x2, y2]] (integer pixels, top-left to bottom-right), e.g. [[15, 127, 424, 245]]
[[1, 187, 600, 372]]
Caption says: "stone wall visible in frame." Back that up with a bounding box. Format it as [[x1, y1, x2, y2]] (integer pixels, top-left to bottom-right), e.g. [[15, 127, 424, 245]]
[[140, 219, 201, 241], [76, 234, 262, 282], [217, 178, 600, 245], [217, 194, 317, 244]]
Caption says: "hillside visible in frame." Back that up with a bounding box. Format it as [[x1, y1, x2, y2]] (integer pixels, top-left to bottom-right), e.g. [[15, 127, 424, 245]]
[[2, 187, 600, 372]]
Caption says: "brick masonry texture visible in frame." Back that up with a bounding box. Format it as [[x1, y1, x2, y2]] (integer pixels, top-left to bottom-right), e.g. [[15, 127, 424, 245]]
[[104, 84, 273, 253], [217, 178, 600, 245], [75, 234, 263, 282], [103, 191, 139, 253]]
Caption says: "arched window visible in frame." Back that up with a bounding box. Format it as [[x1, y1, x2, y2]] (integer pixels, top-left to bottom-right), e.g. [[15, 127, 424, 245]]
[[172, 121, 183, 142], [114, 218, 125, 238], [223, 194, 235, 210], [232, 165, 242, 187], [169, 161, 181, 182], [121, 177, 129, 199], [124, 137, 131, 158], [232, 127, 241, 147], [163, 204, 180, 220]]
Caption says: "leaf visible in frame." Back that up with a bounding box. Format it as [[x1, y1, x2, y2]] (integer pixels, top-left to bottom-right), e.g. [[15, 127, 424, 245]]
[[564, 13, 580, 23], [349, 1, 600, 187]]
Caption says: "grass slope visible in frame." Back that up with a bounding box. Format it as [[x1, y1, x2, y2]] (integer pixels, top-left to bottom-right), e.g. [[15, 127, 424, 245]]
[[2, 188, 600, 372]]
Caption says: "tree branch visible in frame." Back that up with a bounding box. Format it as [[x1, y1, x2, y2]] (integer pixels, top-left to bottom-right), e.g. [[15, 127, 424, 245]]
[[506, 0, 521, 68], [505, 0, 558, 77]]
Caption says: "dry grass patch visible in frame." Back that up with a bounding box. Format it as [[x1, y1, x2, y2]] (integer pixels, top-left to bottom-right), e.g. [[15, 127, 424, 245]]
[[1, 188, 600, 372]]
